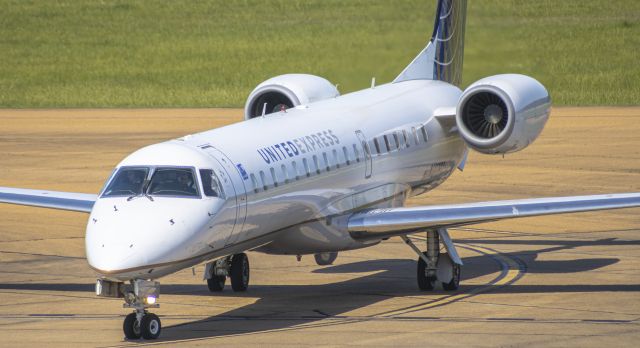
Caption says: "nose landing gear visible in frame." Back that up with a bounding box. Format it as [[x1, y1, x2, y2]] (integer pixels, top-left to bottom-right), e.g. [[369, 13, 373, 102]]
[[121, 280, 161, 340], [95, 278, 163, 340]]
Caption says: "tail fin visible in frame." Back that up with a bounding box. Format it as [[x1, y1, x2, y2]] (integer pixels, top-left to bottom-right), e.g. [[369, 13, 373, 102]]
[[394, 0, 468, 87]]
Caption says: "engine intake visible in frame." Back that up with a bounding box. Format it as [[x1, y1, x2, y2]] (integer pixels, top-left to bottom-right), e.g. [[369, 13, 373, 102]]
[[456, 74, 551, 154], [244, 74, 339, 120], [461, 91, 509, 139]]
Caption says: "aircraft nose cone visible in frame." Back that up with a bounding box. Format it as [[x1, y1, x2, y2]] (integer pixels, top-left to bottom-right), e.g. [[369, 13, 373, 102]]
[[86, 240, 144, 274], [85, 197, 213, 278]]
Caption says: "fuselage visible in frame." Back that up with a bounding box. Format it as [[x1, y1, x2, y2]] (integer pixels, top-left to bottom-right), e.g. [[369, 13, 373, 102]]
[[86, 79, 467, 281]]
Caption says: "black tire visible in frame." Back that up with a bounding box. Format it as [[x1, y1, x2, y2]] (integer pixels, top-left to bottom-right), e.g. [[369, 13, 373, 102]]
[[207, 275, 226, 292], [417, 252, 436, 291], [230, 253, 250, 292], [123, 312, 141, 339], [314, 252, 338, 265], [442, 262, 461, 291], [141, 313, 161, 340]]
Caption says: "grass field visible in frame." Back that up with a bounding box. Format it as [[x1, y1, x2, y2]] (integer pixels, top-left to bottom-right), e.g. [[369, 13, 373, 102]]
[[0, 0, 638, 107]]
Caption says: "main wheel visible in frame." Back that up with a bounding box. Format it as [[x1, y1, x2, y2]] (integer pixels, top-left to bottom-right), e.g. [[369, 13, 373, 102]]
[[123, 312, 141, 339], [141, 313, 161, 340], [417, 252, 436, 291], [207, 275, 226, 292], [442, 262, 461, 291], [314, 252, 338, 265], [230, 253, 250, 292]]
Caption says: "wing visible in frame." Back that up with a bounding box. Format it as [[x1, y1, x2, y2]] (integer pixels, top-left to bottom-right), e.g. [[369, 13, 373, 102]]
[[348, 193, 640, 240], [0, 186, 97, 213]]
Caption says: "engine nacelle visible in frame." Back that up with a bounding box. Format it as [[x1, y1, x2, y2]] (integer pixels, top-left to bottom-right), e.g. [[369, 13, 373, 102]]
[[244, 74, 339, 120], [456, 74, 551, 154]]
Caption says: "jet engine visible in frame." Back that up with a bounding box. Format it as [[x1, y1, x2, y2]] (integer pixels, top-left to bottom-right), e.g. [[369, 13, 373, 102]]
[[456, 74, 551, 154], [244, 74, 339, 120]]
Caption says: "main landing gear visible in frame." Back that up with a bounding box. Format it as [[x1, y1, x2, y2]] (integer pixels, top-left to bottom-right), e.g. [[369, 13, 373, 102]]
[[204, 253, 250, 292], [314, 252, 338, 265], [401, 228, 463, 291]]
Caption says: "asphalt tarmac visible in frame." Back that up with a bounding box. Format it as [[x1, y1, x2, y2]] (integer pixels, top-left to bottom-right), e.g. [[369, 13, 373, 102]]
[[0, 107, 639, 347]]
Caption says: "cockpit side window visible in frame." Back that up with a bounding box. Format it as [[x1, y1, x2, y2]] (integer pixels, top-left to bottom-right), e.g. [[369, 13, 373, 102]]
[[147, 168, 199, 197], [199, 169, 225, 199], [102, 167, 149, 197]]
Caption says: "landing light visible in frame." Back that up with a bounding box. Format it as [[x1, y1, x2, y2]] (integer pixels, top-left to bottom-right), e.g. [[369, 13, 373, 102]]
[[145, 296, 157, 305]]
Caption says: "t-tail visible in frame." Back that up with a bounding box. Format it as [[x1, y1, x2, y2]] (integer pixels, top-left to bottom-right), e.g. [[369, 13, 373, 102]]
[[394, 0, 468, 86]]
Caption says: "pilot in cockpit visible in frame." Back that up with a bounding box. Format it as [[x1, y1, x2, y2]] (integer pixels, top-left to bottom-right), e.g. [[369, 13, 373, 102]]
[[111, 169, 146, 194], [175, 171, 197, 195]]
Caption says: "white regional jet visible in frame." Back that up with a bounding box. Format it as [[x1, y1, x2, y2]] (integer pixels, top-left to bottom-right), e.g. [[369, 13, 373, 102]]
[[1, 0, 639, 340]]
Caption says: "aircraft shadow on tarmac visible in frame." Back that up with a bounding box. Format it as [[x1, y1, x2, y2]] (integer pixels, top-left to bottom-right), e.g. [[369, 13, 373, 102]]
[[1, 237, 639, 342]]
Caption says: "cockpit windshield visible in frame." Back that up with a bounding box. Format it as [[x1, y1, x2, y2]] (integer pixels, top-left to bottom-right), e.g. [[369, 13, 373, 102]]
[[147, 168, 199, 197], [102, 167, 149, 197], [101, 166, 200, 198]]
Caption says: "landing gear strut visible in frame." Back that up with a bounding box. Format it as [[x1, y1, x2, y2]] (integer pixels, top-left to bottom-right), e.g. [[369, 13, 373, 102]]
[[204, 253, 250, 292], [402, 228, 463, 291]]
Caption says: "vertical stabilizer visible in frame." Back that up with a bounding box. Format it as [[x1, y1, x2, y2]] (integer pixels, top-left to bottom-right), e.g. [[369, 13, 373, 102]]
[[394, 0, 468, 87]]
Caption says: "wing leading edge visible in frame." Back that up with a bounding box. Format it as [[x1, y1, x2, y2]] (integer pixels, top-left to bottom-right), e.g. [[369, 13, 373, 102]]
[[0, 187, 97, 213], [348, 193, 640, 240]]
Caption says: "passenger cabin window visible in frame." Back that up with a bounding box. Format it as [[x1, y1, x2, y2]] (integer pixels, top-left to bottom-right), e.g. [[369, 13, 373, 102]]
[[312, 155, 321, 174], [343, 147, 351, 165], [102, 167, 149, 197], [147, 168, 199, 197], [379, 136, 389, 153], [352, 144, 361, 162], [199, 169, 225, 198], [385, 134, 398, 152], [270, 167, 278, 187], [281, 164, 289, 184], [303, 158, 311, 177], [323, 152, 330, 172], [384, 135, 392, 152], [250, 173, 259, 193], [412, 126, 420, 145], [292, 161, 300, 180], [421, 126, 429, 142], [259, 171, 268, 191], [373, 138, 382, 154]]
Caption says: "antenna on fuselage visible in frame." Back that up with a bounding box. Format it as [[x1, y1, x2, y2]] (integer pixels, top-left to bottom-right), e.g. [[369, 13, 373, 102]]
[[371, 77, 376, 89], [261, 102, 267, 118]]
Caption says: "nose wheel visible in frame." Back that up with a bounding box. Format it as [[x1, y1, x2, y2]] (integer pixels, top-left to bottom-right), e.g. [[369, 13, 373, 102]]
[[123, 312, 161, 340], [123, 313, 141, 339], [140, 313, 161, 339]]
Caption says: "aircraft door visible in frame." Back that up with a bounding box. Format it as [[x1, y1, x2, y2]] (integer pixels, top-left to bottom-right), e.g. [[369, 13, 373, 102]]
[[201, 145, 248, 247], [355, 130, 372, 179]]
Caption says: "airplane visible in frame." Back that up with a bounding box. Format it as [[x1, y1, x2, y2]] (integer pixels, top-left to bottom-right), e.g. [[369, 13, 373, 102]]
[[1, 0, 639, 340]]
